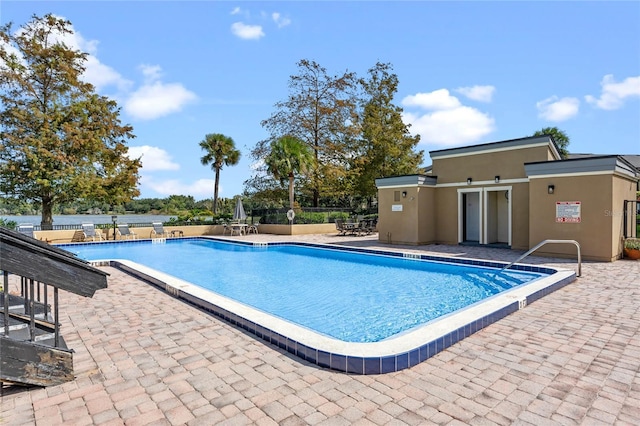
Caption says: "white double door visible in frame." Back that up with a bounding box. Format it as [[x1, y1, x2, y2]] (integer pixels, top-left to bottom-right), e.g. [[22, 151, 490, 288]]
[[459, 187, 511, 245]]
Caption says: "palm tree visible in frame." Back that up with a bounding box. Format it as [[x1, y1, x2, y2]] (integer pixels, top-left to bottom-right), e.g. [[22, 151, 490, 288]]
[[264, 135, 315, 209], [199, 133, 241, 214]]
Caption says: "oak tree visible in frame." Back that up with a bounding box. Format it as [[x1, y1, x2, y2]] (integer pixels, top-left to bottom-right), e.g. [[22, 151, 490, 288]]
[[351, 62, 423, 203]]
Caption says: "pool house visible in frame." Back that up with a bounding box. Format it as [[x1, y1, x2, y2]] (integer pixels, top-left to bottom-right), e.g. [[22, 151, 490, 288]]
[[375, 135, 639, 262]]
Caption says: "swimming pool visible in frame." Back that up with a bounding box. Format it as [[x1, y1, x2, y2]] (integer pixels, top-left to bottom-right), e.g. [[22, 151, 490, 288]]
[[63, 238, 576, 374]]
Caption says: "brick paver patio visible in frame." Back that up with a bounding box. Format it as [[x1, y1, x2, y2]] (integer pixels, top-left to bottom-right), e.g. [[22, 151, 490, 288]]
[[1, 234, 639, 425]]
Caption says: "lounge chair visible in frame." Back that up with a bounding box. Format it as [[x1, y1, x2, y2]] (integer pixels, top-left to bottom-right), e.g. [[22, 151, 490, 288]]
[[117, 224, 138, 240], [151, 222, 170, 238], [335, 219, 348, 236], [17, 223, 35, 238], [81, 223, 103, 241]]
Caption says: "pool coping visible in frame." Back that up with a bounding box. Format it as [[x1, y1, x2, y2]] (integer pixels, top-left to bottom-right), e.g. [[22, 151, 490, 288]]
[[73, 237, 577, 374]]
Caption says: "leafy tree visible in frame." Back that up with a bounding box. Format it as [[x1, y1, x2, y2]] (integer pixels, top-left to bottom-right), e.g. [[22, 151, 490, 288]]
[[199, 133, 241, 214], [532, 127, 570, 158], [165, 194, 196, 213], [264, 135, 315, 209], [0, 14, 141, 229], [351, 62, 424, 204], [254, 59, 358, 206]]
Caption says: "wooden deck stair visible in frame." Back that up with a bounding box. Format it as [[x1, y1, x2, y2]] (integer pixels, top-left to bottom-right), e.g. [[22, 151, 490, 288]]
[[1, 227, 108, 387], [0, 294, 68, 349]]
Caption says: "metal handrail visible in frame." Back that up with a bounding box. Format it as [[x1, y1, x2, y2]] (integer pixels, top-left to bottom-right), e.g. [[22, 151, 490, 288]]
[[501, 239, 581, 277]]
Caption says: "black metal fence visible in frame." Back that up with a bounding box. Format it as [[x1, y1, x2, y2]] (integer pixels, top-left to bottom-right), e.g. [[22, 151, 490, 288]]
[[250, 207, 362, 225], [23, 207, 379, 230]]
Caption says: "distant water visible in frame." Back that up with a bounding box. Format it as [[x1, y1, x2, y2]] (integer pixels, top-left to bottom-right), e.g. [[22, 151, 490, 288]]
[[0, 214, 175, 226]]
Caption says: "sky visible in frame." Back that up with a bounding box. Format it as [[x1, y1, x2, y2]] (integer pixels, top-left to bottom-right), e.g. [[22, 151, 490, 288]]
[[1, 1, 639, 201]]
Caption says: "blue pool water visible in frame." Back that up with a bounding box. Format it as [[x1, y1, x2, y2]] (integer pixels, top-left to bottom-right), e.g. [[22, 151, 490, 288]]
[[67, 239, 546, 343]]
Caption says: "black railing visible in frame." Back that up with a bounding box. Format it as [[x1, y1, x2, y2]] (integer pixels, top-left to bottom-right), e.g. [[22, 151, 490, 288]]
[[2, 272, 61, 348], [251, 207, 357, 225], [24, 208, 379, 229]]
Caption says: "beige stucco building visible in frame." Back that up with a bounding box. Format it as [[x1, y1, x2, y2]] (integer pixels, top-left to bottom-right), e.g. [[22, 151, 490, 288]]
[[375, 136, 639, 262]]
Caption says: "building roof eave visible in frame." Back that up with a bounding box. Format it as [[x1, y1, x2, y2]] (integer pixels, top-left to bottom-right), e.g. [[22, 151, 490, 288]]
[[375, 174, 438, 188]]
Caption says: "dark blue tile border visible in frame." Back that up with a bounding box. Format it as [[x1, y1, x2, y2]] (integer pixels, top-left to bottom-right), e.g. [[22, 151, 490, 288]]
[[100, 238, 575, 375]]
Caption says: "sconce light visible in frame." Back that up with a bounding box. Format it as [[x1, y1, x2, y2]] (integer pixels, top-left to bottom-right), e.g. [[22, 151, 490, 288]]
[[401, 191, 407, 198], [548, 184, 555, 194], [495, 176, 500, 183], [467, 177, 472, 185]]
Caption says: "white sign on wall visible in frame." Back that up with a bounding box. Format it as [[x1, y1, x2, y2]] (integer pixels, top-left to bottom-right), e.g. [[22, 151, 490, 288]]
[[392, 204, 403, 212], [556, 201, 581, 223]]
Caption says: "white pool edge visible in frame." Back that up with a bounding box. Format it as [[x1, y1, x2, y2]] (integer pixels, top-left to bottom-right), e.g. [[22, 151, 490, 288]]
[[87, 240, 576, 374]]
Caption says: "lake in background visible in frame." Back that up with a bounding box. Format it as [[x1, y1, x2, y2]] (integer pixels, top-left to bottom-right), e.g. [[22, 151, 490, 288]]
[[0, 214, 175, 226]]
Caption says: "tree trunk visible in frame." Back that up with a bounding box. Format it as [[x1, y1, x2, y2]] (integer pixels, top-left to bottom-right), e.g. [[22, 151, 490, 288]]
[[213, 167, 220, 214], [288, 173, 295, 209], [41, 196, 53, 230]]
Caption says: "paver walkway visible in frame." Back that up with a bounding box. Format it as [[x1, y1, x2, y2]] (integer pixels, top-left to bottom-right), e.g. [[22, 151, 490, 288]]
[[1, 234, 639, 425]]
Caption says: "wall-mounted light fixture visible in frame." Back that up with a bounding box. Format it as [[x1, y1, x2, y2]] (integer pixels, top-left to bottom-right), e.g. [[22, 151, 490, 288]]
[[467, 177, 472, 185], [401, 191, 407, 198], [548, 184, 555, 194], [495, 175, 500, 183]]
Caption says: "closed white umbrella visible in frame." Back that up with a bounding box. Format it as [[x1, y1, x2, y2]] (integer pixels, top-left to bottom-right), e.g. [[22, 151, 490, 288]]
[[233, 198, 247, 221]]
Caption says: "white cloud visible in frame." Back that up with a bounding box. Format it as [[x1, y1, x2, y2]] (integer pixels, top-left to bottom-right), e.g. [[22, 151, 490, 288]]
[[2, 14, 131, 92], [585, 74, 640, 110], [231, 22, 265, 40], [124, 65, 197, 120], [4, 16, 197, 124], [272, 12, 291, 28], [536, 96, 580, 122], [250, 159, 265, 171], [127, 146, 180, 171], [139, 64, 163, 82], [455, 85, 495, 103], [401, 89, 495, 146], [141, 176, 216, 197], [0, 38, 23, 68], [230, 7, 242, 15], [403, 107, 495, 146], [402, 89, 461, 110], [83, 55, 132, 92]]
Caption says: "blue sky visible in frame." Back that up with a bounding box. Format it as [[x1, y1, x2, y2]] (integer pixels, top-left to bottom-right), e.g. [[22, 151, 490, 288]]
[[2, 1, 639, 200]]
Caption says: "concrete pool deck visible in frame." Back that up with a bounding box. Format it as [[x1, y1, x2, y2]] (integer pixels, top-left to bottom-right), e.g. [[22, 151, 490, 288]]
[[1, 233, 639, 425]]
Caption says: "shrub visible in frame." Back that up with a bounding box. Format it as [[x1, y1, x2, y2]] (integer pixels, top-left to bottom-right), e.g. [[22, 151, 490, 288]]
[[261, 212, 287, 224], [328, 212, 350, 223], [0, 218, 17, 230], [295, 212, 326, 224], [624, 238, 640, 250]]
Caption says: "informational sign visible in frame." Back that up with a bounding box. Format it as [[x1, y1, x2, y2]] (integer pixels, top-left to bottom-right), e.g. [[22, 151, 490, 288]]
[[392, 204, 403, 212], [556, 201, 581, 223]]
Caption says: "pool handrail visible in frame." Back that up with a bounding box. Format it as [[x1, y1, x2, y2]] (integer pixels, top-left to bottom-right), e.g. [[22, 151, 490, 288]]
[[501, 239, 581, 277]]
